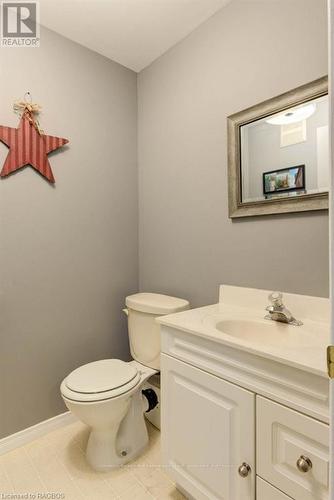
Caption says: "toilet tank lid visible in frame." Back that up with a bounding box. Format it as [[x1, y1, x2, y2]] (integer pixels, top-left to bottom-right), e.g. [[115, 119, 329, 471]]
[[126, 293, 189, 315]]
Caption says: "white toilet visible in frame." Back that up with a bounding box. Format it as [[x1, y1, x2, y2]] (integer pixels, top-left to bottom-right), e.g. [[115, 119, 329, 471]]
[[60, 293, 189, 471]]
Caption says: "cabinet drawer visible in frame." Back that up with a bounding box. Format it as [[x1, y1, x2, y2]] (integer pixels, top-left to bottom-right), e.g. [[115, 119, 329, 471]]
[[257, 477, 292, 499], [257, 396, 329, 500]]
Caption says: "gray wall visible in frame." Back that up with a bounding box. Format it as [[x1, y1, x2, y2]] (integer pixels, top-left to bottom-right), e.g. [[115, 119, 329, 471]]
[[0, 27, 138, 438], [0, 0, 330, 440], [138, 0, 329, 307]]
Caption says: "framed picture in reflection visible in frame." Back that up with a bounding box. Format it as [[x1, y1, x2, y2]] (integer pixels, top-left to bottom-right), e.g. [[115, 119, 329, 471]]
[[263, 165, 305, 197]]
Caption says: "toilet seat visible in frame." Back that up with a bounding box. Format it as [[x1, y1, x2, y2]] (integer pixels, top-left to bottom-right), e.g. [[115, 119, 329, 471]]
[[60, 359, 141, 403]]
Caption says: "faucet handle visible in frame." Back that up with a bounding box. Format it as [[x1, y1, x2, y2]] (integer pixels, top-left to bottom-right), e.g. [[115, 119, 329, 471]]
[[268, 292, 283, 307]]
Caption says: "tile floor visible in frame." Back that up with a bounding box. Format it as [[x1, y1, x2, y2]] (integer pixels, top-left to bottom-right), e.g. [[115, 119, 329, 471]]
[[0, 420, 186, 500]]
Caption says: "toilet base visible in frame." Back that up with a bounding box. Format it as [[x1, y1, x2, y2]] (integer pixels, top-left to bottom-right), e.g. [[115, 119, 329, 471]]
[[86, 389, 150, 472]]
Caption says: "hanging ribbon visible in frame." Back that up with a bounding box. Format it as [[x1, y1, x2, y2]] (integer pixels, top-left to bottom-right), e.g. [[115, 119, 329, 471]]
[[13, 92, 44, 134]]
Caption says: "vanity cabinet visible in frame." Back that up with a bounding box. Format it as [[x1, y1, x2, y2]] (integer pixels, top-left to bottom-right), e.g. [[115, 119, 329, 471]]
[[160, 326, 329, 500], [161, 354, 255, 500]]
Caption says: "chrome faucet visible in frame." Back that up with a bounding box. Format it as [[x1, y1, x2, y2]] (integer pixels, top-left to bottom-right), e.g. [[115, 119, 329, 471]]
[[265, 292, 303, 326]]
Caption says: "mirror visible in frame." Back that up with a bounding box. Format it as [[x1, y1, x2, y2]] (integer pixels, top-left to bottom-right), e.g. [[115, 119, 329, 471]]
[[227, 77, 328, 218]]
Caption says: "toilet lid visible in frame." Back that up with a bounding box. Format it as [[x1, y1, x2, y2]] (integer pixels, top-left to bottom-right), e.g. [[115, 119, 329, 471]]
[[66, 359, 138, 394]]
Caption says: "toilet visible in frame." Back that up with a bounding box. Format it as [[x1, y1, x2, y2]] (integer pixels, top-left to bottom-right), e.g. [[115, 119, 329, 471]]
[[60, 293, 189, 471]]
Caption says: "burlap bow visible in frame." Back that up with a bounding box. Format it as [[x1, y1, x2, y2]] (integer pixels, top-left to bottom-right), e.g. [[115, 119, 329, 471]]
[[13, 97, 44, 134]]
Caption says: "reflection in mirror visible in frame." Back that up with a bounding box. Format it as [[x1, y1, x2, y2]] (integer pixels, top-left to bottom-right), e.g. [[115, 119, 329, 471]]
[[240, 95, 328, 203]]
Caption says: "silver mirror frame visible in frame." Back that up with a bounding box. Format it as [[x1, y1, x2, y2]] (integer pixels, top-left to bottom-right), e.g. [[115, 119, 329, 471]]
[[227, 76, 328, 218]]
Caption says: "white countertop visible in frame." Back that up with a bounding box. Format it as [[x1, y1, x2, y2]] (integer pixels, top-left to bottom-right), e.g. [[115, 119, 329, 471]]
[[158, 300, 330, 378]]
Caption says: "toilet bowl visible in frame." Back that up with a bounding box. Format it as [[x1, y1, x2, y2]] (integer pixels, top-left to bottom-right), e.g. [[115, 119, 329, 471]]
[[60, 293, 189, 471]]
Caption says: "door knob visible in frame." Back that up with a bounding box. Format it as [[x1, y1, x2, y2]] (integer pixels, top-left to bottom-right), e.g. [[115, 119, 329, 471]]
[[238, 462, 251, 478], [296, 455, 312, 473]]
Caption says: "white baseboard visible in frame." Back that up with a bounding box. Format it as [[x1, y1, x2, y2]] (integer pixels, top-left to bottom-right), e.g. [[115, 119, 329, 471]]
[[0, 411, 77, 455]]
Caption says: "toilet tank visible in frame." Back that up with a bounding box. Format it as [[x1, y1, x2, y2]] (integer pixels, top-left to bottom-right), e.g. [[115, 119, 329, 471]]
[[125, 293, 189, 370]]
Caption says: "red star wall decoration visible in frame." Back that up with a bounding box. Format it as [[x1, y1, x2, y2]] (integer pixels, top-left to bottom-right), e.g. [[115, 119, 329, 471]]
[[0, 113, 69, 183]]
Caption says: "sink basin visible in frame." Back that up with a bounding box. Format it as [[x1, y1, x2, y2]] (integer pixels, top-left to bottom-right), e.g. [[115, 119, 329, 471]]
[[214, 318, 316, 348]]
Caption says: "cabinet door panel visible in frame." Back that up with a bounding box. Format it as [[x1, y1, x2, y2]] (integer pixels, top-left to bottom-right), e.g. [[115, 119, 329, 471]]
[[257, 396, 329, 500], [161, 354, 255, 500], [257, 477, 292, 499]]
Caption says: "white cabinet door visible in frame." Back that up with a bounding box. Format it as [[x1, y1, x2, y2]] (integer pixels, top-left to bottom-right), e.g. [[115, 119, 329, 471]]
[[161, 354, 255, 500], [257, 396, 329, 500], [257, 477, 292, 499]]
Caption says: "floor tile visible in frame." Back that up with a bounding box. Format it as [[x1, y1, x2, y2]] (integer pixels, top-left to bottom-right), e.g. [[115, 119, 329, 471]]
[[120, 481, 154, 500], [0, 421, 186, 500], [1, 447, 46, 494]]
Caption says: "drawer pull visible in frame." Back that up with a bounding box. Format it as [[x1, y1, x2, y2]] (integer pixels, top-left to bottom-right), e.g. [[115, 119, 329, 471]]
[[296, 455, 312, 473], [238, 462, 251, 478]]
